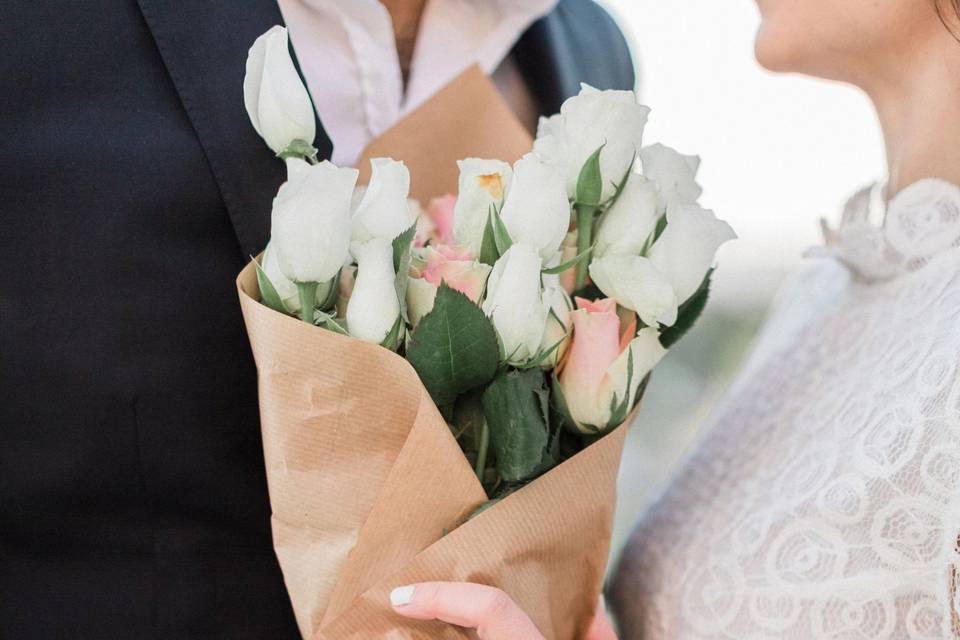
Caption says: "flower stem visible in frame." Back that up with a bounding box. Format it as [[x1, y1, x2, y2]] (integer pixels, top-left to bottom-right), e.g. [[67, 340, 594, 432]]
[[296, 281, 319, 324], [474, 419, 490, 482], [574, 203, 597, 290]]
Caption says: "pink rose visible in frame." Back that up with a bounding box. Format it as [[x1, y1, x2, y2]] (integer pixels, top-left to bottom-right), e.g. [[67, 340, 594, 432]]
[[406, 244, 492, 326], [427, 194, 457, 245], [414, 193, 458, 247], [559, 297, 667, 432]]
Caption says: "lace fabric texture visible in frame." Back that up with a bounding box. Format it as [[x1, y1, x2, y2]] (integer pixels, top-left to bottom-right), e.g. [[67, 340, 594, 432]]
[[612, 179, 960, 639]]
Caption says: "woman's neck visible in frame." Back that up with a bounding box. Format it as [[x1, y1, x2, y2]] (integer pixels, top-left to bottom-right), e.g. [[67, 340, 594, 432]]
[[867, 30, 960, 196]]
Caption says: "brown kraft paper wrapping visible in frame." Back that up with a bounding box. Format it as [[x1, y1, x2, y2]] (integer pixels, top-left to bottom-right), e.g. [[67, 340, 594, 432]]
[[238, 65, 634, 639]]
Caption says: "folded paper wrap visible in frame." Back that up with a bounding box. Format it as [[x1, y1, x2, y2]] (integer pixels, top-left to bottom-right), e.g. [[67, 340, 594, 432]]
[[238, 65, 631, 639]]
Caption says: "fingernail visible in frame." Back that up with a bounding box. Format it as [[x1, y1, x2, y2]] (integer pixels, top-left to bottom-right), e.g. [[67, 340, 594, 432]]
[[390, 585, 416, 606]]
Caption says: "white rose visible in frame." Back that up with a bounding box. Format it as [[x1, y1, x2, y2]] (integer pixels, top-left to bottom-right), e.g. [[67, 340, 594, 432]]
[[405, 276, 438, 328], [534, 84, 650, 202], [594, 174, 659, 258], [608, 328, 667, 414], [648, 204, 736, 303], [263, 241, 310, 312], [589, 254, 679, 327], [271, 160, 357, 283], [243, 26, 316, 155], [452, 158, 513, 255], [540, 285, 573, 369], [640, 143, 703, 209], [499, 154, 570, 261], [481, 244, 549, 366], [352, 158, 415, 243], [346, 238, 400, 343]]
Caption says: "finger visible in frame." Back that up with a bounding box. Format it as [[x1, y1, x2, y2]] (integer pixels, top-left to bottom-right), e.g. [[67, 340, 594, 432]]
[[585, 596, 618, 640], [391, 582, 545, 640]]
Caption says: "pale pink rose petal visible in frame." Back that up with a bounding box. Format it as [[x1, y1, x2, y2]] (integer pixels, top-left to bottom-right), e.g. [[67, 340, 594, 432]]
[[561, 299, 623, 403], [418, 245, 489, 303], [427, 194, 457, 245]]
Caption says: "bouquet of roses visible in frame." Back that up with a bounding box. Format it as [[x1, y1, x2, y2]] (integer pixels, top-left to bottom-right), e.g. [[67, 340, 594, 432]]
[[237, 26, 735, 640]]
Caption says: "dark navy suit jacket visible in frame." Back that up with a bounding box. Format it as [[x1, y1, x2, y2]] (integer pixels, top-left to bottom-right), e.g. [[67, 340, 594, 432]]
[[0, 2, 634, 637]]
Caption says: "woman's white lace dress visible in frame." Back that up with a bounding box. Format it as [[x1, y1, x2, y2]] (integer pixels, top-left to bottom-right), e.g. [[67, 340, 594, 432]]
[[611, 179, 960, 639]]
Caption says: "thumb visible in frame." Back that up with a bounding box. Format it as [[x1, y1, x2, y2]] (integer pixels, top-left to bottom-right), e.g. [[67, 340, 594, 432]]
[[390, 582, 545, 639]]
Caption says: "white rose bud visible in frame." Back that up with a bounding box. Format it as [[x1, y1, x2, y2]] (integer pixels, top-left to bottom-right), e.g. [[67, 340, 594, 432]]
[[243, 26, 316, 156], [482, 244, 549, 365], [263, 241, 315, 312], [352, 158, 416, 243], [594, 175, 659, 258], [271, 160, 357, 284], [346, 238, 400, 343], [540, 285, 573, 369], [499, 154, 570, 262], [648, 204, 736, 304], [589, 253, 679, 327], [640, 143, 703, 210], [452, 158, 513, 255], [406, 276, 438, 328], [534, 84, 649, 202]]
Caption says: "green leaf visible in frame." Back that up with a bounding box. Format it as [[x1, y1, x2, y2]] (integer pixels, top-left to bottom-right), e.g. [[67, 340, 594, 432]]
[[479, 209, 500, 266], [481, 368, 552, 483], [277, 138, 319, 163], [603, 154, 637, 209], [314, 311, 349, 335], [407, 283, 500, 406], [317, 273, 339, 312], [516, 334, 566, 371], [490, 204, 513, 256], [380, 313, 405, 351], [550, 370, 576, 431], [392, 224, 417, 323], [659, 268, 713, 348], [542, 246, 593, 275], [254, 258, 290, 315], [575, 143, 606, 206], [605, 344, 635, 430]]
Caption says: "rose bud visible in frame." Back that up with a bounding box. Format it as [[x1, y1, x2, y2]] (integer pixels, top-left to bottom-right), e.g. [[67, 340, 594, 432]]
[[452, 158, 513, 255], [534, 85, 649, 202], [559, 298, 666, 432], [352, 158, 416, 244], [243, 26, 316, 157], [499, 154, 570, 262], [346, 238, 400, 344], [482, 243, 549, 366], [271, 160, 357, 285]]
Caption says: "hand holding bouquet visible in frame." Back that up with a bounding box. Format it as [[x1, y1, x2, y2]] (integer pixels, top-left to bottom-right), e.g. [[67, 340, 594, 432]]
[[238, 26, 734, 639]]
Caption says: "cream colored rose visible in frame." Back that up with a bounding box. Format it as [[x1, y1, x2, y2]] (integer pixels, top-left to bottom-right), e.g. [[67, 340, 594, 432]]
[[499, 154, 570, 262], [534, 85, 649, 202], [452, 158, 513, 255], [243, 26, 316, 155], [351, 158, 416, 243], [346, 238, 400, 343], [481, 243, 549, 366], [270, 160, 357, 284]]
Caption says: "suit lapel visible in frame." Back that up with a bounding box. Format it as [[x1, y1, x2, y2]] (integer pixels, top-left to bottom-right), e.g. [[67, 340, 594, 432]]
[[135, 0, 332, 257]]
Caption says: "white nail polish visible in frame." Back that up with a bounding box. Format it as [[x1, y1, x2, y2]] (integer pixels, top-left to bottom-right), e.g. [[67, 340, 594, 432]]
[[390, 585, 416, 606]]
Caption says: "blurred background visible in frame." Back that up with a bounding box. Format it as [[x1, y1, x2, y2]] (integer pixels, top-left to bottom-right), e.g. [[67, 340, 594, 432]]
[[598, 0, 886, 566]]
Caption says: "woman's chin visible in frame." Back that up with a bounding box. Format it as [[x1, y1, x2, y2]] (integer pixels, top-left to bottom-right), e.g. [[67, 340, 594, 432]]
[[753, 27, 800, 73]]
